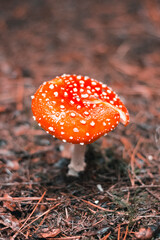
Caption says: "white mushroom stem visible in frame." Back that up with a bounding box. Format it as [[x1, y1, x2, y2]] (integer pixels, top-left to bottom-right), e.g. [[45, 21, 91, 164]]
[[68, 144, 86, 177]]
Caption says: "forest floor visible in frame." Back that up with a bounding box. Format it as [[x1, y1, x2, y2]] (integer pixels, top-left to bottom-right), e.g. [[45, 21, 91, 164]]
[[0, 0, 159, 239]]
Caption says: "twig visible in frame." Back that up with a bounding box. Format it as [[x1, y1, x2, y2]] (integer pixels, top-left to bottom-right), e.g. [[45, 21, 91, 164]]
[[123, 226, 128, 240], [118, 225, 121, 240], [47, 236, 81, 240], [0, 196, 56, 202], [100, 231, 111, 240], [82, 199, 115, 212]]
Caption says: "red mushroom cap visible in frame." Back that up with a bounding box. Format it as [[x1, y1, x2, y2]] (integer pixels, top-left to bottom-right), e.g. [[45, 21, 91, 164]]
[[32, 74, 129, 144]]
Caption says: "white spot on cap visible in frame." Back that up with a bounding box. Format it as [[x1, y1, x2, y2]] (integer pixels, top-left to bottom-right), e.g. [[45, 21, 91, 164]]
[[69, 136, 73, 140], [84, 111, 89, 115], [54, 92, 58, 97], [42, 93, 46, 97], [70, 113, 76, 117], [43, 82, 46, 85], [86, 132, 89, 136], [110, 100, 114, 104], [61, 132, 65, 135], [77, 105, 81, 109], [73, 88, 78, 92], [76, 97, 80, 101], [60, 122, 64, 125], [70, 100, 74, 105], [48, 127, 54, 131], [62, 139, 66, 142], [33, 116, 36, 120], [107, 89, 111, 93], [90, 121, 95, 126], [79, 80, 84, 84], [103, 122, 106, 126], [91, 81, 97, 86], [38, 123, 41, 126], [94, 93, 99, 97], [77, 75, 82, 79], [102, 84, 106, 88], [95, 87, 100, 91], [80, 143, 84, 145], [49, 84, 54, 89], [87, 86, 91, 89], [31, 95, 35, 99], [73, 128, 79, 132], [80, 120, 86, 124], [60, 105, 65, 109], [87, 90, 91, 94], [84, 76, 89, 80], [64, 92, 68, 97], [80, 89, 84, 93]]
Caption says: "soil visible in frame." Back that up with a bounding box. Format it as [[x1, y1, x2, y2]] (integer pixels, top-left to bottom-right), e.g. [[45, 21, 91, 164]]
[[0, 0, 159, 239]]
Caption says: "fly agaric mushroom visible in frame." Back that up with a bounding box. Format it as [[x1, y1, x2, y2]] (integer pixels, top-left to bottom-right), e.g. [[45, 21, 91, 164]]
[[31, 74, 129, 176]]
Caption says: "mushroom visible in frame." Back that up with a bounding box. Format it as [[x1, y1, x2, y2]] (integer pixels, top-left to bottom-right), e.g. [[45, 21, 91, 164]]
[[31, 74, 129, 176]]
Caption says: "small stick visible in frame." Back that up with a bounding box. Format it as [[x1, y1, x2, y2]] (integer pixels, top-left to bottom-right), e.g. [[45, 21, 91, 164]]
[[47, 236, 81, 240], [82, 199, 115, 212], [123, 226, 128, 240], [0, 196, 56, 202], [118, 225, 121, 240], [100, 231, 111, 240]]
